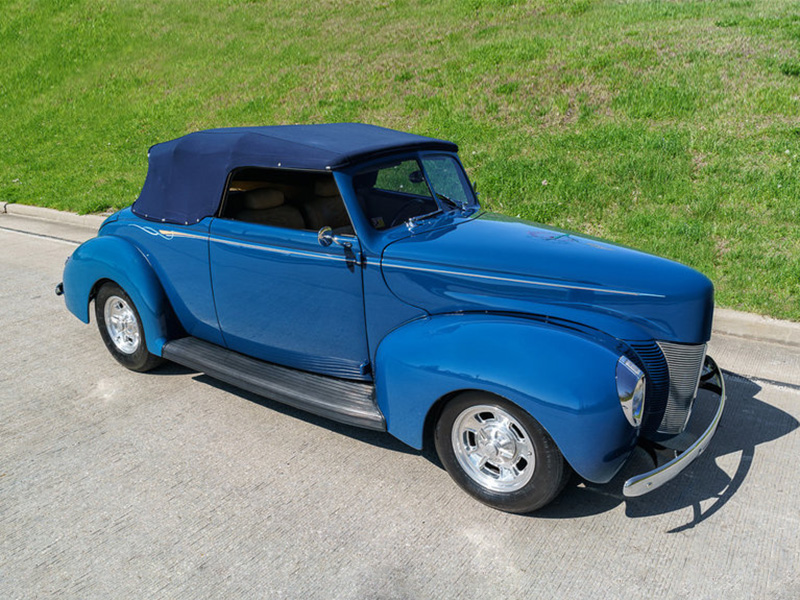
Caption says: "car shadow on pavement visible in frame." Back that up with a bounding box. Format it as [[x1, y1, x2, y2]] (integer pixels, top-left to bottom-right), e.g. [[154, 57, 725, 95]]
[[534, 371, 799, 528], [189, 372, 420, 455], [147, 362, 198, 376], [154, 363, 797, 526]]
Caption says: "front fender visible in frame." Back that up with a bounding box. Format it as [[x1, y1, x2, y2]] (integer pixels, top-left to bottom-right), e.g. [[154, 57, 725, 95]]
[[62, 235, 172, 355], [374, 313, 638, 483]]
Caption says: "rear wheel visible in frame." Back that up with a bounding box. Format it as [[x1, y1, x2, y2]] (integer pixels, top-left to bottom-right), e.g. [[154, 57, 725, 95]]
[[435, 392, 570, 513], [95, 282, 163, 372]]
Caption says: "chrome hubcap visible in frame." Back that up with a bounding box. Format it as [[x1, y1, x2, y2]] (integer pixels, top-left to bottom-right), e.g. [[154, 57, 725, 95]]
[[104, 295, 140, 355], [452, 405, 535, 492]]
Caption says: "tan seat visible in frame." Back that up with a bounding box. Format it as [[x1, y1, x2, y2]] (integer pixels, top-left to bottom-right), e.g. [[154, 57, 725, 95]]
[[236, 188, 305, 230], [302, 179, 351, 230]]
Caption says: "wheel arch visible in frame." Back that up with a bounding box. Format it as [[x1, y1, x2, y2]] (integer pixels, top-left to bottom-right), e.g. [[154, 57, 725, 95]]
[[63, 236, 179, 356], [421, 388, 473, 455], [88, 277, 113, 309]]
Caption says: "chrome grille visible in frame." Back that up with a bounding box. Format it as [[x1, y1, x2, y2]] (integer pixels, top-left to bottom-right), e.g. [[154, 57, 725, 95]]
[[656, 342, 707, 434]]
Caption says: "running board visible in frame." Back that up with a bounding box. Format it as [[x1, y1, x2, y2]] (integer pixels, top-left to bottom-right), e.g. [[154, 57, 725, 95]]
[[162, 337, 385, 431]]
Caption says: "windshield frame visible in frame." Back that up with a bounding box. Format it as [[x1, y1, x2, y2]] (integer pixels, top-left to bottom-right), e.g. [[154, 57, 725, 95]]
[[333, 150, 481, 254], [417, 151, 479, 212], [348, 151, 479, 233]]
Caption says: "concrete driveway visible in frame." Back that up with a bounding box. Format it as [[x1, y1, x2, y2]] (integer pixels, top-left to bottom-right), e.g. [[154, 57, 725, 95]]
[[1, 211, 798, 599]]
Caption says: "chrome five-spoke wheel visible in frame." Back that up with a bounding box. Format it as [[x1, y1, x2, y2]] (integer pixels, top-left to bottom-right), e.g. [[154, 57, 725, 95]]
[[103, 295, 141, 354], [435, 392, 570, 513], [452, 405, 535, 492]]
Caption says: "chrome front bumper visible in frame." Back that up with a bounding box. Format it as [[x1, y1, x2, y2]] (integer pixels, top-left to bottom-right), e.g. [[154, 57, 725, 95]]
[[623, 355, 726, 498]]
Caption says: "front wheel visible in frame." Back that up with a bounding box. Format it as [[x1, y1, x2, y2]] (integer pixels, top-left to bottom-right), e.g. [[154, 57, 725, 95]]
[[434, 392, 570, 513], [95, 282, 163, 373]]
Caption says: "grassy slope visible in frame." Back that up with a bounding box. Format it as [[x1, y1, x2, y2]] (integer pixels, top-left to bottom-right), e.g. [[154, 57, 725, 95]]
[[1, 0, 798, 319]]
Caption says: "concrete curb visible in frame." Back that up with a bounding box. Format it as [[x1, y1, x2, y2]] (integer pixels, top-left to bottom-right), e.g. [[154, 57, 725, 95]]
[[3, 204, 798, 348], [713, 308, 800, 348], [2, 202, 108, 230]]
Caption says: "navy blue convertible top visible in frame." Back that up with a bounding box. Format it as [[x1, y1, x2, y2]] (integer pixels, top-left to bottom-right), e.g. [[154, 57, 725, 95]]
[[132, 123, 458, 224]]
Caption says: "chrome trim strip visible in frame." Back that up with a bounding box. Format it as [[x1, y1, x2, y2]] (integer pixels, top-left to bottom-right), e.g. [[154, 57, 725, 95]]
[[210, 236, 349, 262], [158, 229, 204, 241], [381, 260, 666, 298], [623, 355, 726, 498], [152, 228, 350, 263]]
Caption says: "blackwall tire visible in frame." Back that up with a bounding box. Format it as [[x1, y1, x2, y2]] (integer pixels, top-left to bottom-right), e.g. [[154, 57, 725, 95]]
[[434, 392, 570, 513], [95, 282, 163, 373]]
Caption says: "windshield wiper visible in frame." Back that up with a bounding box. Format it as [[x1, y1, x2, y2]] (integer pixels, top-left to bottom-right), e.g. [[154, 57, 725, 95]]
[[406, 208, 443, 230], [436, 192, 470, 212]]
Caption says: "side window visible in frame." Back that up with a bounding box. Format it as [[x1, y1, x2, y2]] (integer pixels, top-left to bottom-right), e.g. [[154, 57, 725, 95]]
[[220, 168, 353, 234]]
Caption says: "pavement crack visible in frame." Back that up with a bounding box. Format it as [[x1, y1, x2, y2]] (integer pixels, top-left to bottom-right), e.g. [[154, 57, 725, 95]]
[[0, 224, 80, 246]]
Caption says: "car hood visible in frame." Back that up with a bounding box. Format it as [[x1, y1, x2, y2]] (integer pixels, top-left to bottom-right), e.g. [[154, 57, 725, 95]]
[[380, 212, 714, 343]]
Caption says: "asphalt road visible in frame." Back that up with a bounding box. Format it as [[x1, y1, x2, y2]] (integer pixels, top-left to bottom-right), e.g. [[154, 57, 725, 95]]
[[1, 216, 799, 599]]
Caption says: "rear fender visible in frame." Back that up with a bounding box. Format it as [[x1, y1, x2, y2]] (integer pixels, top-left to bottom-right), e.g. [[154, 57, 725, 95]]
[[63, 236, 172, 355], [374, 313, 638, 484]]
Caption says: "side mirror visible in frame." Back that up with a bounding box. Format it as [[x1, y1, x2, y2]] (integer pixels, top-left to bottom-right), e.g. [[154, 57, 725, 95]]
[[318, 226, 334, 247], [318, 226, 353, 249], [409, 170, 425, 184]]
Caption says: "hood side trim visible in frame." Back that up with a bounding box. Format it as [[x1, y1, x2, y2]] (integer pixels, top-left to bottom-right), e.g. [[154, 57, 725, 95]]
[[381, 260, 666, 298]]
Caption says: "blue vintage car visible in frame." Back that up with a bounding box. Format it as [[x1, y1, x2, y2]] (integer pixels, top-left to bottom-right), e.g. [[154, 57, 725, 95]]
[[58, 123, 725, 512]]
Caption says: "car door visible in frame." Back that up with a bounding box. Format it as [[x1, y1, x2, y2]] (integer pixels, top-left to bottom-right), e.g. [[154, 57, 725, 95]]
[[208, 217, 370, 381]]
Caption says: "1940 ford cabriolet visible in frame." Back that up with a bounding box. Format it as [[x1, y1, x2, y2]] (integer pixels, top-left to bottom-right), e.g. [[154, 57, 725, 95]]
[[58, 123, 725, 513]]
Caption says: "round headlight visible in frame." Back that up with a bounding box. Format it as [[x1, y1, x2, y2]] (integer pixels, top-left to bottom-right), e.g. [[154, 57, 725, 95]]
[[616, 356, 646, 428]]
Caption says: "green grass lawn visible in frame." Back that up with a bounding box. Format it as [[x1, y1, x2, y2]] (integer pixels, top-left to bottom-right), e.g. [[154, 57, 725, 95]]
[[1, 0, 798, 319]]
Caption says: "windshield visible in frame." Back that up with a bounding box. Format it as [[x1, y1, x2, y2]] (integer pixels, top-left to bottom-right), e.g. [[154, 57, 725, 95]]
[[421, 155, 475, 208], [353, 154, 477, 230]]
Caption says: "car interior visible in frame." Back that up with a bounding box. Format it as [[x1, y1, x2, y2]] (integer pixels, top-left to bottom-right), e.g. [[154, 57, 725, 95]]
[[353, 162, 439, 231], [220, 168, 354, 235]]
